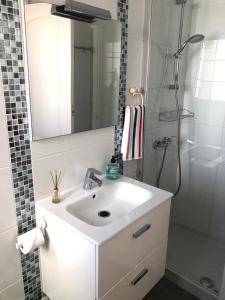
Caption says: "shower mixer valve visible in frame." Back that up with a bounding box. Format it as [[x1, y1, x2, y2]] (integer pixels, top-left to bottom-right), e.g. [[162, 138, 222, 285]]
[[153, 137, 172, 149]]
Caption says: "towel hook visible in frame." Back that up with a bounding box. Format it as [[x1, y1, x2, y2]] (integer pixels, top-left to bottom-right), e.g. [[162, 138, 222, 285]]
[[129, 87, 145, 106]]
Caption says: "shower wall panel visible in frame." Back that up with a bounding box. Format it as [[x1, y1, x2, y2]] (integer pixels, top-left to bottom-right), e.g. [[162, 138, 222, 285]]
[[143, 0, 192, 192], [172, 0, 225, 247]]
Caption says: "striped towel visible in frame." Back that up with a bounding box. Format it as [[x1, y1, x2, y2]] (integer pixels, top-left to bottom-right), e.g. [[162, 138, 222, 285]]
[[121, 105, 144, 161]]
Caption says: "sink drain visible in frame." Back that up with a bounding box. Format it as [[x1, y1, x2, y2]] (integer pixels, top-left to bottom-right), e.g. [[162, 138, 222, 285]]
[[200, 277, 214, 289], [98, 210, 111, 218]]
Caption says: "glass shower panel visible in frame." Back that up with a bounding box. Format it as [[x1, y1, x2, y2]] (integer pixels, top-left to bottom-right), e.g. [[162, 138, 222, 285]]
[[143, 0, 225, 298]]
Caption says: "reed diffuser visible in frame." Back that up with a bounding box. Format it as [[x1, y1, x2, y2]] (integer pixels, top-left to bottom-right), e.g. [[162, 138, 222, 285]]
[[50, 170, 64, 204]]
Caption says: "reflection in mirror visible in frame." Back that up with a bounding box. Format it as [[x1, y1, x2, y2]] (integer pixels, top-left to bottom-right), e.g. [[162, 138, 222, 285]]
[[24, 2, 121, 140]]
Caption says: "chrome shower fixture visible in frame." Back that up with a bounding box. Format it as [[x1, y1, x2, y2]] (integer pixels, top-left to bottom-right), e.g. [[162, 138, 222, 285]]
[[176, 0, 188, 4], [153, 137, 172, 150], [174, 34, 205, 58]]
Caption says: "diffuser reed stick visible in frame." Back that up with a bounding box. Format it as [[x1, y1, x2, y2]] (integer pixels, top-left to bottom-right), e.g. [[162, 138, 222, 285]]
[[50, 170, 64, 204]]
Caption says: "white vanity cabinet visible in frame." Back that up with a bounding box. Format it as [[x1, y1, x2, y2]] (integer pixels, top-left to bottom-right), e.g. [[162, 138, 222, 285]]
[[37, 199, 171, 300], [100, 242, 167, 300], [97, 200, 170, 298]]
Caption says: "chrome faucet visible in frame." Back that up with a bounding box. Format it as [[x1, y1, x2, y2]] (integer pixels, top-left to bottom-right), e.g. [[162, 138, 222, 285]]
[[83, 168, 102, 190]]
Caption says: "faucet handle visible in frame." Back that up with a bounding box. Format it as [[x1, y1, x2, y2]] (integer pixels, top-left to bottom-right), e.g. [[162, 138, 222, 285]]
[[83, 168, 102, 190], [87, 168, 102, 176]]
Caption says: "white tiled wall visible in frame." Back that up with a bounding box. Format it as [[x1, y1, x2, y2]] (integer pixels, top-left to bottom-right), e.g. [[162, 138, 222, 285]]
[[0, 0, 144, 300], [170, 0, 225, 246], [0, 84, 24, 298], [31, 0, 145, 198], [123, 0, 146, 178], [32, 127, 114, 200], [0, 0, 148, 298], [142, 0, 192, 189], [155, 0, 225, 245], [126, 0, 145, 97]]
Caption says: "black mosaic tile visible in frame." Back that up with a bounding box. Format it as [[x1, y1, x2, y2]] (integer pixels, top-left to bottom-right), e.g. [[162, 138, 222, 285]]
[[115, 0, 129, 174], [0, 0, 42, 299]]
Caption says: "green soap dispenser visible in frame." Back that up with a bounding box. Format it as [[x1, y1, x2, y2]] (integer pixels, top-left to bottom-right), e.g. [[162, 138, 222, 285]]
[[106, 156, 120, 180]]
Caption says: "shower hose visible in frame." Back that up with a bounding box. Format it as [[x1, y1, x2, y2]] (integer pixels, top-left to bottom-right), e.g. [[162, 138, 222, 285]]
[[156, 57, 182, 197]]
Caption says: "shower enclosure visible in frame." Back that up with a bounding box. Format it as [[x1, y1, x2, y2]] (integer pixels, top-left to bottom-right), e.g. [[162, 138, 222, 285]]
[[142, 0, 225, 299]]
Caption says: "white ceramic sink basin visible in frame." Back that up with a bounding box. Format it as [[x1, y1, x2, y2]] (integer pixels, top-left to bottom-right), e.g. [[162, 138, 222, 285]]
[[36, 176, 172, 244], [66, 181, 152, 226]]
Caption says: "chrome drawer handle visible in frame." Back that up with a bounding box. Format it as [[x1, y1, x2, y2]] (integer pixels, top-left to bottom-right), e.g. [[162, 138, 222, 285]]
[[131, 268, 148, 286], [132, 224, 151, 239]]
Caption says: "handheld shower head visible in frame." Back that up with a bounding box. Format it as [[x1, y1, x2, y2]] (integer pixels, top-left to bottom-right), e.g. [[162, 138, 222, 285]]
[[188, 34, 205, 44], [174, 34, 205, 58]]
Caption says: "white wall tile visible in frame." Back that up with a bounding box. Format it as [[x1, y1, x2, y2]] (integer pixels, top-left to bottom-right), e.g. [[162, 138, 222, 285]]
[[0, 77, 22, 297], [158, 123, 178, 140], [144, 89, 159, 130], [214, 163, 225, 198], [173, 190, 213, 234], [170, 0, 225, 238], [208, 193, 225, 245], [0, 227, 23, 291], [188, 144, 221, 162], [193, 99, 225, 128], [143, 0, 225, 244], [126, 38, 143, 104], [31, 127, 114, 159], [191, 1, 225, 40], [128, 0, 145, 40], [123, 160, 137, 178], [185, 46, 202, 88], [189, 156, 218, 196], [142, 127, 158, 183], [0, 279, 24, 300], [156, 150, 177, 193], [168, 0, 192, 44], [33, 138, 114, 200], [0, 168, 17, 233], [0, 84, 10, 168], [193, 0, 225, 4], [147, 42, 169, 89], [150, 0, 171, 45], [123, 0, 146, 177], [142, 0, 151, 41], [189, 123, 223, 149], [141, 38, 150, 91]]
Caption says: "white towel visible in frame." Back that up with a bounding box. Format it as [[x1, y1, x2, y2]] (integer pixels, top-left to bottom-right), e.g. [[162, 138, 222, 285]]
[[121, 106, 132, 161], [121, 105, 144, 161]]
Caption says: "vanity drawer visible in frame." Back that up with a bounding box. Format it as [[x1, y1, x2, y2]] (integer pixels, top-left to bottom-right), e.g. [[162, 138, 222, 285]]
[[97, 200, 171, 298], [100, 241, 167, 300]]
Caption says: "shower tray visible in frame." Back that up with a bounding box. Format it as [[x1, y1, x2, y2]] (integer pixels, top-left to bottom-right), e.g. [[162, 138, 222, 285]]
[[159, 108, 195, 122]]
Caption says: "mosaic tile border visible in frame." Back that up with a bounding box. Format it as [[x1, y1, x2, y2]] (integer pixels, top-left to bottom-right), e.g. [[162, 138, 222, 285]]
[[0, 0, 42, 299], [115, 0, 129, 173], [0, 0, 129, 299]]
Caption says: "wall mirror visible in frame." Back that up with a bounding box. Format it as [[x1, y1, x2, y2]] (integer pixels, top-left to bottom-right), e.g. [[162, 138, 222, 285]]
[[24, 1, 121, 140]]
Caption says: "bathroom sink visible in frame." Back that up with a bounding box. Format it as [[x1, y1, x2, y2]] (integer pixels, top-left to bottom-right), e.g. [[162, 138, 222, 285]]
[[66, 181, 152, 226], [36, 176, 172, 244]]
